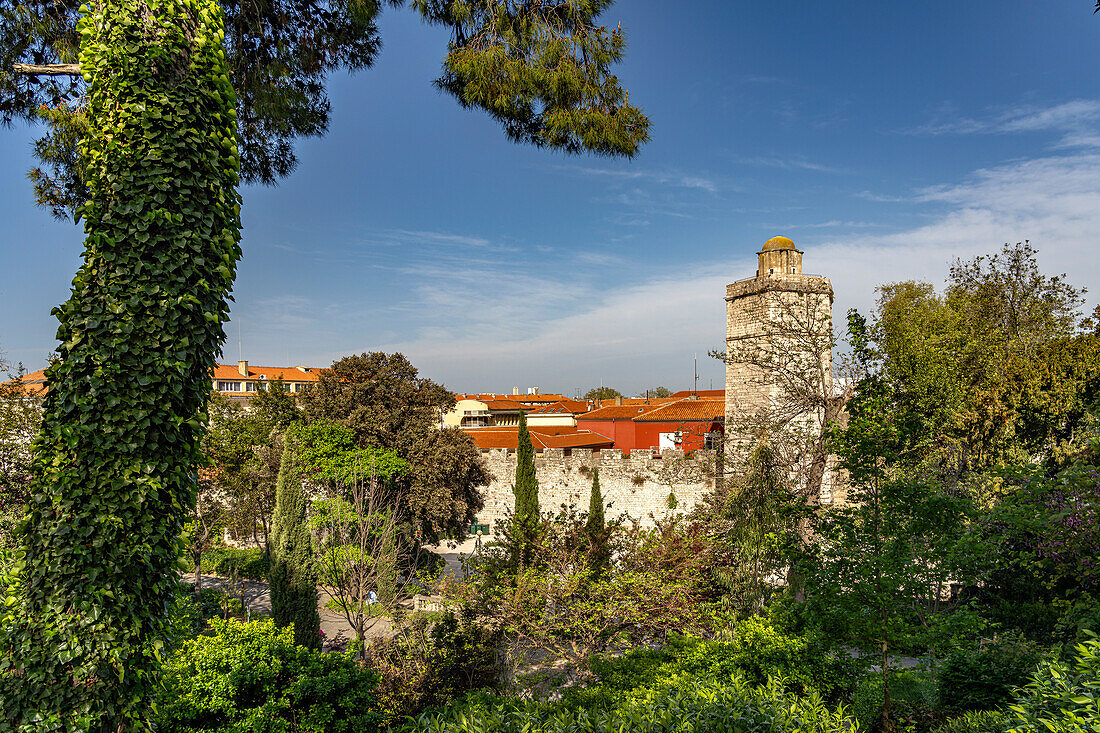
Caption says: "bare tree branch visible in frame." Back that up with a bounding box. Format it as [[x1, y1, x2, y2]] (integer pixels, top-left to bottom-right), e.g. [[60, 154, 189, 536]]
[[12, 63, 81, 76]]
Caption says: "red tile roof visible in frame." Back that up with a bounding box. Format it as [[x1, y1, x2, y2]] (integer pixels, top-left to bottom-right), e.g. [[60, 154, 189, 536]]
[[578, 397, 726, 423], [634, 398, 725, 422], [579, 404, 656, 421], [480, 400, 528, 411], [670, 389, 726, 399], [211, 364, 321, 382], [528, 399, 592, 415], [3, 368, 49, 396], [4, 363, 322, 396], [462, 426, 613, 450]]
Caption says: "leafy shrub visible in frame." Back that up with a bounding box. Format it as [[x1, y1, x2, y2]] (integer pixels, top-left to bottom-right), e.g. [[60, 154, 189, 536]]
[[1051, 595, 1100, 647], [675, 617, 859, 699], [939, 632, 1045, 713], [933, 711, 1010, 733], [366, 611, 502, 726], [201, 545, 270, 580], [1006, 634, 1100, 733], [169, 583, 247, 640], [853, 668, 939, 733], [564, 620, 857, 714], [404, 673, 852, 733], [157, 618, 381, 732]]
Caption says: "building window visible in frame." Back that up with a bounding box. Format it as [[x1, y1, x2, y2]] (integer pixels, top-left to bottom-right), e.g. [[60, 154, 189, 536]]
[[245, 382, 257, 392], [295, 382, 310, 393], [218, 381, 241, 392], [790, 267, 796, 273], [705, 431, 722, 450]]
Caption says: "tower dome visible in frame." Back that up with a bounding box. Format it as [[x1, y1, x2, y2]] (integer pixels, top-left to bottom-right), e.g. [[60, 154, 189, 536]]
[[761, 235, 796, 251], [756, 236, 803, 276]]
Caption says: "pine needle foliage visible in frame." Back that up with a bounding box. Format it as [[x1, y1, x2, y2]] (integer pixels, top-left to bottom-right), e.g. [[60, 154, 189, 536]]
[[3, 0, 649, 218], [0, 0, 241, 726], [269, 437, 321, 650], [410, 0, 650, 156], [512, 411, 539, 569]]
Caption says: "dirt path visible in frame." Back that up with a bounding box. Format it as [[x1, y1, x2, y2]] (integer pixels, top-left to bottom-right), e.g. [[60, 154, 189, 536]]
[[180, 572, 397, 651]]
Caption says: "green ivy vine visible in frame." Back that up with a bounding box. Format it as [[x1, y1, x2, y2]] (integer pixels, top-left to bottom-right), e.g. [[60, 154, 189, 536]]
[[0, 0, 240, 727]]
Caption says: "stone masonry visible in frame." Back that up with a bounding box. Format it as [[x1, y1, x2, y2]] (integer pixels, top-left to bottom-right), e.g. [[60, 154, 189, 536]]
[[725, 237, 833, 435], [474, 448, 718, 532], [467, 236, 837, 529], [724, 236, 837, 502]]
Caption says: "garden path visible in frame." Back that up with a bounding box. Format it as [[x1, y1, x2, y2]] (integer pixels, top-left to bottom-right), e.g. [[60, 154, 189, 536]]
[[180, 571, 398, 651]]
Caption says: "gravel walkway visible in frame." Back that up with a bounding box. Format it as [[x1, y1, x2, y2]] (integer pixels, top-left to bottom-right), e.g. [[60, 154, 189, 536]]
[[180, 572, 397, 651]]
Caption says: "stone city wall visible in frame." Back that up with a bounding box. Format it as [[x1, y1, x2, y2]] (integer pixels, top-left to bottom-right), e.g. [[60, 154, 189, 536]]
[[475, 447, 720, 532]]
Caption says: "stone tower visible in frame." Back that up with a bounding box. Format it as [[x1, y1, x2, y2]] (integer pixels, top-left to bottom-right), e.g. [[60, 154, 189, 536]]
[[724, 236, 834, 482]]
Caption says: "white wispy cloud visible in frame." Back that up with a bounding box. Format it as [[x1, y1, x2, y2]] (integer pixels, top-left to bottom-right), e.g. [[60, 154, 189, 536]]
[[910, 99, 1100, 149], [558, 165, 721, 193], [734, 155, 842, 173], [362, 148, 1100, 392]]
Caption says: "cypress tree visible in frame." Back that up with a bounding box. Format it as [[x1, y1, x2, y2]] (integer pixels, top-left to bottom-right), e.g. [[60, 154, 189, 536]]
[[270, 437, 321, 649], [512, 412, 539, 568], [586, 467, 604, 537], [586, 468, 610, 576]]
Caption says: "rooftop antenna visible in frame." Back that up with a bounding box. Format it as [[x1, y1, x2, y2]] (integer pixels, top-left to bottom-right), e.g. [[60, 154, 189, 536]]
[[237, 317, 242, 362], [694, 353, 698, 395]]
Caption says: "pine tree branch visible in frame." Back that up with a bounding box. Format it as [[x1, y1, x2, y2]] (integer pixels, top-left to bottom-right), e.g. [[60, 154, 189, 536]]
[[13, 63, 82, 76]]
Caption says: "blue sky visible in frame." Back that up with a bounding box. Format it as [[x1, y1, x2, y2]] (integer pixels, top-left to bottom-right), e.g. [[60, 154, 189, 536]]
[[3, 0, 1100, 396]]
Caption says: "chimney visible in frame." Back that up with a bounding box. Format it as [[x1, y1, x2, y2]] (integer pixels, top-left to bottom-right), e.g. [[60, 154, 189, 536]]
[[533, 386, 539, 395], [513, 387, 520, 395], [238, 360, 248, 376], [615, 396, 623, 406]]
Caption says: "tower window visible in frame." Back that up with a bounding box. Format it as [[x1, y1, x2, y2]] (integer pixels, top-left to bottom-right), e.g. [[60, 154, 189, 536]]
[[790, 267, 796, 273], [769, 268, 775, 274]]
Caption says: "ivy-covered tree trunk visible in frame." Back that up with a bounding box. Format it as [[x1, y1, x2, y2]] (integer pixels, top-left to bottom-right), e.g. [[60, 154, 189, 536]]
[[1, 0, 240, 727], [269, 438, 321, 649], [511, 412, 539, 570]]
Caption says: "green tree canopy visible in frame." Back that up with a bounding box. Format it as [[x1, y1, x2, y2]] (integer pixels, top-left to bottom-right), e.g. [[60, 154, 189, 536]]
[[299, 352, 487, 540], [872, 242, 1094, 476], [288, 418, 408, 486], [583, 386, 622, 401]]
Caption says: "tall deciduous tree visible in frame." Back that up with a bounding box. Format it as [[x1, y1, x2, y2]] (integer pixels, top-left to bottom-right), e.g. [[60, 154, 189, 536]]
[[512, 411, 539, 569], [269, 437, 321, 649], [300, 352, 489, 539], [874, 242, 1090, 477], [807, 315, 975, 733], [0, 0, 241, 727]]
